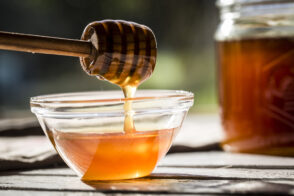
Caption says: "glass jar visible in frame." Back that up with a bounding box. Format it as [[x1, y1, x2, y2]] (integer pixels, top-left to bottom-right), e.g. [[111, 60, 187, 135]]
[[215, 0, 294, 156]]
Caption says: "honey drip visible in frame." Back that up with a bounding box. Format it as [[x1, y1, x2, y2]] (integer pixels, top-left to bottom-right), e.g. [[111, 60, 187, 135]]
[[122, 86, 137, 133]]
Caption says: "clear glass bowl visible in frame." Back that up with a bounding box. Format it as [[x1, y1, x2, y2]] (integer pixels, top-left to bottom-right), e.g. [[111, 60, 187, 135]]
[[31, 90, 194, 181]]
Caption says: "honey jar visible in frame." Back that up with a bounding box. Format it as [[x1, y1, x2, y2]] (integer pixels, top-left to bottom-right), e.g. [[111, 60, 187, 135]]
[[215, 0, 294, 156]]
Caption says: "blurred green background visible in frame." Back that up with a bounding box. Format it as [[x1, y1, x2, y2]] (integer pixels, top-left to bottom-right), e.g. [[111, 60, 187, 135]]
[[0, 0, 219, 118]]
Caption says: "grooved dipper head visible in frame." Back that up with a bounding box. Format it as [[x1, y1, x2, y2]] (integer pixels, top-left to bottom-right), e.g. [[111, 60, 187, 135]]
[[80, 20, 157, 87]]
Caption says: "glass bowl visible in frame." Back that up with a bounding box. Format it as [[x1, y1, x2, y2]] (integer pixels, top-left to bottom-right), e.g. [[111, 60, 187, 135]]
[[30, 90, 194, 181]]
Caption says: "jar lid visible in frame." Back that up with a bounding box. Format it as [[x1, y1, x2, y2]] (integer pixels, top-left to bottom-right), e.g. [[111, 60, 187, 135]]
[[217, 0, 294, 20], [217, 0, 294, 7]]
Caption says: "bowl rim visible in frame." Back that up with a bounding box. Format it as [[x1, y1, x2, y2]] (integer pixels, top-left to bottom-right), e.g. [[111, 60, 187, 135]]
[[30, 89, 194, 104], [30, 90, 194, 117]]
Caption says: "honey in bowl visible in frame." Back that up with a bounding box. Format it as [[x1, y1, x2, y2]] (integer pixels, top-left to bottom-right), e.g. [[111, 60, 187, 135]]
[[53, 128, 176, 181], [217, 37, 294, 155]]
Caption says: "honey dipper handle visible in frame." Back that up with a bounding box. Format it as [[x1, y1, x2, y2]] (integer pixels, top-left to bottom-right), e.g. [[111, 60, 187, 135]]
[[0, 31, 93, 58]]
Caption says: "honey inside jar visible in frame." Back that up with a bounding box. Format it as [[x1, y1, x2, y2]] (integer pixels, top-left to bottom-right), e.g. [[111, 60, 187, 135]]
[[217, 37, 294, 156]]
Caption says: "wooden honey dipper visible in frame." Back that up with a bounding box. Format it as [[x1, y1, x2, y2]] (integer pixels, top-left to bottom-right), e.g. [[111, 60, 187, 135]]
[[0, 20, 157, 87]]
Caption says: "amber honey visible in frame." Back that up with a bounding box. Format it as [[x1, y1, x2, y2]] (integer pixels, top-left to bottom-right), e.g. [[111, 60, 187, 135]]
[[51, 128, 175, 180], [217, 37, 294, 156]]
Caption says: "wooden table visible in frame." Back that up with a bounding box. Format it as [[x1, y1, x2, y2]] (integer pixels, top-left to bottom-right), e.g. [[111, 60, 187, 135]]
[[0, 115, 294, 195], [1, 152, 294, 195]]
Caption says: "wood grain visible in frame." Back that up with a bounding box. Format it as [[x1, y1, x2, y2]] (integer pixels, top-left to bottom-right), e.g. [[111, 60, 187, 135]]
[[0, 31, 92, 57], [0, 152, 294, 195]]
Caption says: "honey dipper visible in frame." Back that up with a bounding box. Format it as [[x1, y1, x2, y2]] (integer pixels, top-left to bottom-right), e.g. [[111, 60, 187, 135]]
[[0, 20, 157, 87]]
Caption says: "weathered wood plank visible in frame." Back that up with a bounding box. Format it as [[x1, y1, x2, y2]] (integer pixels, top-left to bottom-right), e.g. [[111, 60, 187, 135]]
[[0, 190, 208, 196], [154, 167, 294, 180], [0, 190, 107, 196], [160, 152, 294, 168], [1, 149, 294, 195], [9, 166, 294, 181], [0, 117, 42, 136], [0, 136, 64, 171], [1, 166, 294, 195], [2, 151, 293, 181]]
